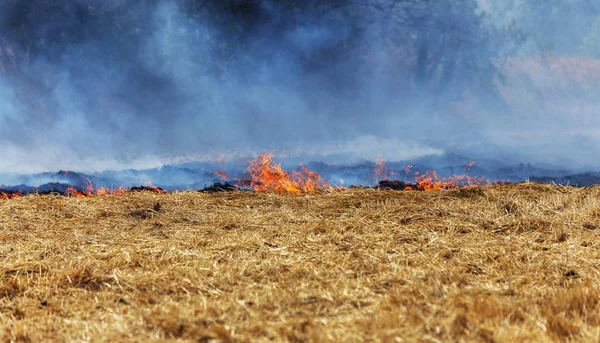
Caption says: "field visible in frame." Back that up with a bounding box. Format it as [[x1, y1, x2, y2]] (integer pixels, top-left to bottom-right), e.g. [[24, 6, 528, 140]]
[[1, 184, 600, 342]]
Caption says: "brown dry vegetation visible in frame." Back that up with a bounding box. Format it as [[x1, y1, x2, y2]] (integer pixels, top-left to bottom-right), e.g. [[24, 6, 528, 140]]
[[1, 184, 600, 342]]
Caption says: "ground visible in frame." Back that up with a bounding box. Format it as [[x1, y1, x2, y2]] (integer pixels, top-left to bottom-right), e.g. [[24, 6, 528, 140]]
[[1, 184, 600, 342]]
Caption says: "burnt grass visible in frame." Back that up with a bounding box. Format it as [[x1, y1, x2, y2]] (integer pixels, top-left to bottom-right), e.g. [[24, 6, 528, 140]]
[[375, 180, 416, 190], [0, 184, 167, 196], [199, 182, 240, 193], [1, 184, 600, 342]]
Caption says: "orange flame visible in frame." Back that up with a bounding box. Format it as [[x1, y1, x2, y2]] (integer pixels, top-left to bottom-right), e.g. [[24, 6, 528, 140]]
[[66, 187, 87, 198], [213, 156, 229, 181], [374, 154, 386, 179], [0, 192, 21, 200], [95, 187, 109, 196], [375, 157, 487, 191], [84, 178, 94, 194], [415, 171, 488, 191], [111, 186, 128, 195], [374, 154, 396, 182], [214, 170, 228, 181], [63, 180, 166, 198], [143, 181, 167, 194], [374, 155, 397, 183], [247, 153, 331, 193]]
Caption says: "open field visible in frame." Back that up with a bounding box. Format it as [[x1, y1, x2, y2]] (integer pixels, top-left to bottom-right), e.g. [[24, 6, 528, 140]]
[[1, 184, 600, 342]]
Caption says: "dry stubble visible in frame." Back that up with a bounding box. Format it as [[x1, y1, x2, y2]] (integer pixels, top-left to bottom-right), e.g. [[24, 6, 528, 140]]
[[1, 184, 600, 342]]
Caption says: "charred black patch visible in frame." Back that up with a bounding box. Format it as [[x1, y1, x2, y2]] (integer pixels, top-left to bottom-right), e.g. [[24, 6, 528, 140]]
[[129, 186, 166, 193], [376, 180, 418, 191], [200, 182, 240, 193]]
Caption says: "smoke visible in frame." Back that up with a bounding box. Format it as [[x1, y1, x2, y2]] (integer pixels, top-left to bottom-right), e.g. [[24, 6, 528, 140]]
[[0, 0, 598, 175]]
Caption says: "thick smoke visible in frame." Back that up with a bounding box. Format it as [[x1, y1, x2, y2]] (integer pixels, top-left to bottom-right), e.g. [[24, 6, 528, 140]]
[[0, 0, 599, 175]]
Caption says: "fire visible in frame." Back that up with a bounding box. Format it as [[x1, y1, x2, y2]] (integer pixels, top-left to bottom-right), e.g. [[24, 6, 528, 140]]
[[0, 192, 21, 200], [63, 180, 166, 198], [374, 154, 396, 182], [95, 187, 109, 196], [66, 178, 99, 197], [1, 167, 165, 200], [66, 184, 134, 198], [143, 181, 167, 194], [66, 187, 87, 198], [415, 171, 488, 191], [212, 155, 229, 181], [375, 157, 488, 191], [84, 178, 94, 193], [0, 154, 495, 200], [375, 154, 386, 181], [214, 170, 228, 181], [246, 153, 331, 193], [111, 186, 128, 195]]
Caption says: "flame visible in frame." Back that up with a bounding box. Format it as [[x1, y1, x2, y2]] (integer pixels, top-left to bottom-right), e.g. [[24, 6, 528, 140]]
[[415, 171, 488, 191], [66, 187, 87, 198], [247, 153, 331, 193], [84, 178, 94, 194], [63, 180, 166, 198], [0, 155, 494, 200], [95, 187, 109, 196], [374, 155, 396, 183], [211, 155, 229, 181], [111, 186, 128, 195], [143, 181, 167, 194], [0, 180, 166, 200], [374, 154, 386, 181], [214, 170, 228, 181], [375, 157, 487, 191], [0, 192, 21, 200]]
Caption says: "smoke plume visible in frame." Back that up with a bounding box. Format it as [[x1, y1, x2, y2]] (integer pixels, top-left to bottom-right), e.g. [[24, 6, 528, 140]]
[[0, 0, 598, 175]]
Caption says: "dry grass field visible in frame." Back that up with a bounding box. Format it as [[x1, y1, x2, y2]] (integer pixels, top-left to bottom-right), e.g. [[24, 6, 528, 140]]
[[1, 184, 600, 342]]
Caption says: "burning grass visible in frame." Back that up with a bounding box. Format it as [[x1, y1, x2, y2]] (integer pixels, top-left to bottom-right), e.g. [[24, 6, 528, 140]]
[[0, 153, 497, 197], [1, 184, 600, 342], [245, 153, 332, 193]]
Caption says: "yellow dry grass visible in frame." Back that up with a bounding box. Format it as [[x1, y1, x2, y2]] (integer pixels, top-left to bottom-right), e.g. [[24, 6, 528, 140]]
[[1, 183, 600, 342]]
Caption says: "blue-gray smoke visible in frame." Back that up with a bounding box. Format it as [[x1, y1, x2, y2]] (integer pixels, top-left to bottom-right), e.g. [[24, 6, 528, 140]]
[[0, 0, 598, 177]]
